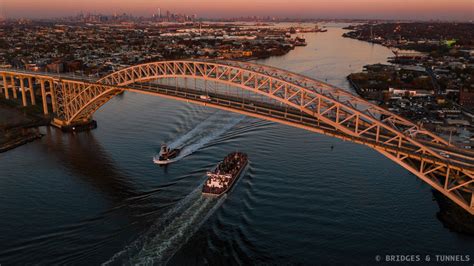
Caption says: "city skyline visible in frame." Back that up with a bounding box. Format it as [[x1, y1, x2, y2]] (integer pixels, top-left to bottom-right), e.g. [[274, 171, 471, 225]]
[[1, 0, 474, 263], [1, 0, 473, 21]]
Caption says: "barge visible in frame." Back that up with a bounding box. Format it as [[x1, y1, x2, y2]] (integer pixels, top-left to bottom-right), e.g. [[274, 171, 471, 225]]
[[202, 152, 248, 196]]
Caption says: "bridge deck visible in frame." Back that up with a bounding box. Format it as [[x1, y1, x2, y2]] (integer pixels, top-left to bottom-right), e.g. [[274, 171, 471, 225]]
[[128, 82, 474, 171], [1, 60, 473, 215]]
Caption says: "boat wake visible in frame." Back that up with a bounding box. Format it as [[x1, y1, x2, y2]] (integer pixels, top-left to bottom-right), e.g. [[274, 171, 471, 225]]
[[103, 183, 226, 265], [155, 112, 245, 164]]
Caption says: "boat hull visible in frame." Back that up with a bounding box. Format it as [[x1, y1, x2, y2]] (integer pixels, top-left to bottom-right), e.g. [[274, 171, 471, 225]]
[[153, 148, 181, 165], [202, 152, 248, 196]]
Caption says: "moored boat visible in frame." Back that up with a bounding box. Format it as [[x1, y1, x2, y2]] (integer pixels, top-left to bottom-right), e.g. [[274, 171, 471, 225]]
[[202, 152, 248, 196], [295, 36, 306, 42], [294, 35, 307, 46]]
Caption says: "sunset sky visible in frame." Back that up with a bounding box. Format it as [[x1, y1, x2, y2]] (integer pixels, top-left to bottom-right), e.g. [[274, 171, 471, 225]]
[[2, 0, 473, 20]]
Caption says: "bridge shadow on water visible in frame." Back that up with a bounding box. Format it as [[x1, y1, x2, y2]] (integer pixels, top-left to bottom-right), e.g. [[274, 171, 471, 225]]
[[39, 126, 185, 215], [34, 126, 228, 264], [19, 126, 187, 264], [41, 126, 137, 200]]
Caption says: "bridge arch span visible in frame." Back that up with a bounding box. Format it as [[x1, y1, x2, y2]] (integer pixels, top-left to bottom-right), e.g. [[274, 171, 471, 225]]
[[3, 60, 471, 214], [64, 60, 449, 152]]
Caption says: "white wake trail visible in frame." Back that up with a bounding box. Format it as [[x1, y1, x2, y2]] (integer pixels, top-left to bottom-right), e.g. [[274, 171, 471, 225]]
[[103, 183, 226, 265], [159, 112, 245, 164], [168, 111, 223, 148]]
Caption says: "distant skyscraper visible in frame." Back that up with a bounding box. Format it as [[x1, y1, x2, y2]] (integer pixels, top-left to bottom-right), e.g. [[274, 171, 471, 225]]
[[158, 8, 161, 18]]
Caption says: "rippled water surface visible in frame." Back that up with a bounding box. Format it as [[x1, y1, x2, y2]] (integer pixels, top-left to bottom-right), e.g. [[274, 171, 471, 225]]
[[0, 24, 473, 265]]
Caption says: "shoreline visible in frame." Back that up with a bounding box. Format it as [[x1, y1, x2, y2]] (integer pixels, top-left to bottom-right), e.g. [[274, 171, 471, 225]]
[[0, 96, 51, 153], [0, 130, 44, 153]]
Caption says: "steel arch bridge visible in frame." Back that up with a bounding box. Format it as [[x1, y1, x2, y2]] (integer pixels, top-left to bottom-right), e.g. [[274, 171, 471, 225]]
[[1, 60, 473, 214]]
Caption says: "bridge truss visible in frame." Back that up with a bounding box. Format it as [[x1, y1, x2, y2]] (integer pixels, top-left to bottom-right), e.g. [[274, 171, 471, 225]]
[[1, 60, 473, 214]]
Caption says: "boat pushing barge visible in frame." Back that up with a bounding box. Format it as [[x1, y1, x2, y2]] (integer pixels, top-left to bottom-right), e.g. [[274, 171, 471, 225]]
[[153, 144, 181, 165], [202, 152, 248, 196]]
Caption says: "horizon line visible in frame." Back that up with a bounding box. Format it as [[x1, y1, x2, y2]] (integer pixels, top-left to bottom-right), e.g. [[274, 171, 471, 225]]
[[2, 13, 473, 23]]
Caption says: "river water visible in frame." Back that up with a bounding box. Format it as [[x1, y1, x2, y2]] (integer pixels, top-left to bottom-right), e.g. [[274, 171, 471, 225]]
[[0, 23, 472, 265]]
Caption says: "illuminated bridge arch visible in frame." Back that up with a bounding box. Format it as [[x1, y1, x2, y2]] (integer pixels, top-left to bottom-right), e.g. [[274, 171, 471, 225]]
[[63, 60, 448, 148], [1, 60, 473, 214]]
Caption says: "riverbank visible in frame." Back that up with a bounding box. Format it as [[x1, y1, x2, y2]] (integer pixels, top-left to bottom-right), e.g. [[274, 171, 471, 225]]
[[0, 129, 43, 153], [433, 191, 474, 236], [342, 22, 474, 54], [0, 96, 51, 153]]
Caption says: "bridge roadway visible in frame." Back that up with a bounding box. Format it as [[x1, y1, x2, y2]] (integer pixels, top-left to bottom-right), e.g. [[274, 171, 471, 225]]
[[215, 60, 474, 161], [1, 62, 473, 214], [3, 68, 474, 163], [7, 65, 474, 161], [3, 68, 471, 168], [128, 81, 474, 214], [126, 81, 474, 171]]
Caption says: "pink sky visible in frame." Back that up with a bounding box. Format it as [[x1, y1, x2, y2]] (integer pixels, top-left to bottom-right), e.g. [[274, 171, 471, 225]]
[[2, 0, 473, 20]]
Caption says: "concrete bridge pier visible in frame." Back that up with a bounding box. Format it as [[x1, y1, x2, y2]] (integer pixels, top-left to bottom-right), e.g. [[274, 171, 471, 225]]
[[51, 118, 97, 132], [46, 79, 57, 113], [28, 77, 36, 105], [0, 73, 4, 95], [1, 73, 8, 99], [40, 79, 48, 115], [19, 77, 27, 106], [10, 75, 17, 99]]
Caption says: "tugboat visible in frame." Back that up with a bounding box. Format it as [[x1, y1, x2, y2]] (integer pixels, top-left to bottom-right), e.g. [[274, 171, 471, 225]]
[[153, 144, 181, 165], [202, 152, 248, 196]]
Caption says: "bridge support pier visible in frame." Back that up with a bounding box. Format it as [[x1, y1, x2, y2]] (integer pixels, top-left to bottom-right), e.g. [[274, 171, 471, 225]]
[[40, 80, 48, 115], [10, 75, 17, 99], [49, 80, 57, 113], [20, 77, 27, 107], [0, 73, 3, 95], [51, 118, 97, 132], [28, 77, 36, 105], [2, 74, 8, 99]]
